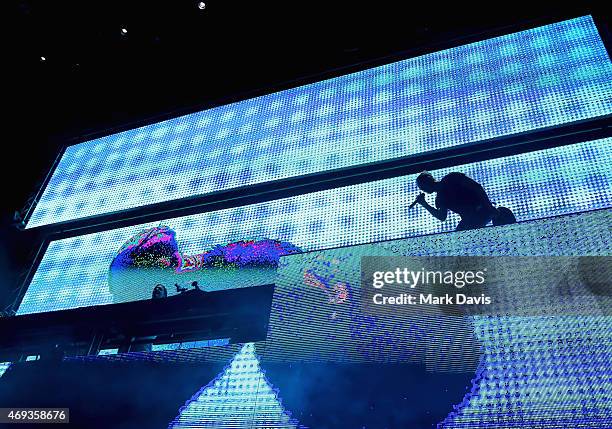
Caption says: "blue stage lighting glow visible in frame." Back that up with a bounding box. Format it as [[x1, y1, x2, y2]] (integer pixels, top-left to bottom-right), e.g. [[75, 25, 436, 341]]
[[16, 138, 611, 315], [25, 15, 612, 228]]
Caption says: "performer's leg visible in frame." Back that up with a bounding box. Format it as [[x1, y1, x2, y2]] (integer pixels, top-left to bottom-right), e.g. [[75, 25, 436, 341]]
[[492, 206, 517, 226], [456, 219, 469, 231], [456, 211, 490, 231]]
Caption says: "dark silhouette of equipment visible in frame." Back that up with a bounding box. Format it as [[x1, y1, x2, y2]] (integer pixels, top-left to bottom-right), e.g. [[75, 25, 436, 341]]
[[175, 281, 204, 294], [0, 284, 275, 361], [175, 283, 188, 294]]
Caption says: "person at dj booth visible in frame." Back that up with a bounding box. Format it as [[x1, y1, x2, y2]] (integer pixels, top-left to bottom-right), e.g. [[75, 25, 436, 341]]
[[412, 171, 516, 231], [151, 284, 168, 299], [117, 284, 168, 353]]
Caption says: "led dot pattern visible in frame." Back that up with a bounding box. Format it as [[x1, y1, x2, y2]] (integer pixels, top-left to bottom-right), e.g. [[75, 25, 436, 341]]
[[101, 208, 612, 428], [168, 343, 299, 429], [0, 362, 10, 379], [262, 208, 612, 428], [25, 15, 612, 229], [16, 138, 611, 315]]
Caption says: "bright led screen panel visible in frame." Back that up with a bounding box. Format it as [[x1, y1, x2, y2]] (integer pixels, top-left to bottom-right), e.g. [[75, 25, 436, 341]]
[[17, 138, 611, 315], [26, 15, 612, 228], [65, 208, 612, 428]]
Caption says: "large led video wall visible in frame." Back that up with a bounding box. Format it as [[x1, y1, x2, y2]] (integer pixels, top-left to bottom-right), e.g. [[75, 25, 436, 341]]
[[17, 138, 611, 315], [253, 209, 611, 428], [26, 15, 612, 228], [80, 209, 610, 428]]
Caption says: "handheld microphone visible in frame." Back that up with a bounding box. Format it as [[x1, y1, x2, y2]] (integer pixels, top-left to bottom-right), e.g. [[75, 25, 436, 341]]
[[409, 194, 421, 209]]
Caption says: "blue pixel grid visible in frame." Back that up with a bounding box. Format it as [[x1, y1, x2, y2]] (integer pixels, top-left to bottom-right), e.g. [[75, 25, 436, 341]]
[[260, 208, 612, 428], [25, 15, 612, 228], [83, 209, 611, 428], [16, 138, 611, 315]]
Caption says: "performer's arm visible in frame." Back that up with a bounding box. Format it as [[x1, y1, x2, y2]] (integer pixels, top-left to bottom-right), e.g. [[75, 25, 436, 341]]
[[416, 193, 448, 221]]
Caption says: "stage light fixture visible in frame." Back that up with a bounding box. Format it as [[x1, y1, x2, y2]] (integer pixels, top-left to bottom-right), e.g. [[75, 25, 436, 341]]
[[121, 28, 128, 36], [198, 2, 206, 10], [40, 56, 46, 62]]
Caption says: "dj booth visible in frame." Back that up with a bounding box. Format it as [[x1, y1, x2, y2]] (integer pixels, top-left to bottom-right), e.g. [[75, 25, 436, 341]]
[[0, 285, 274, 362]]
